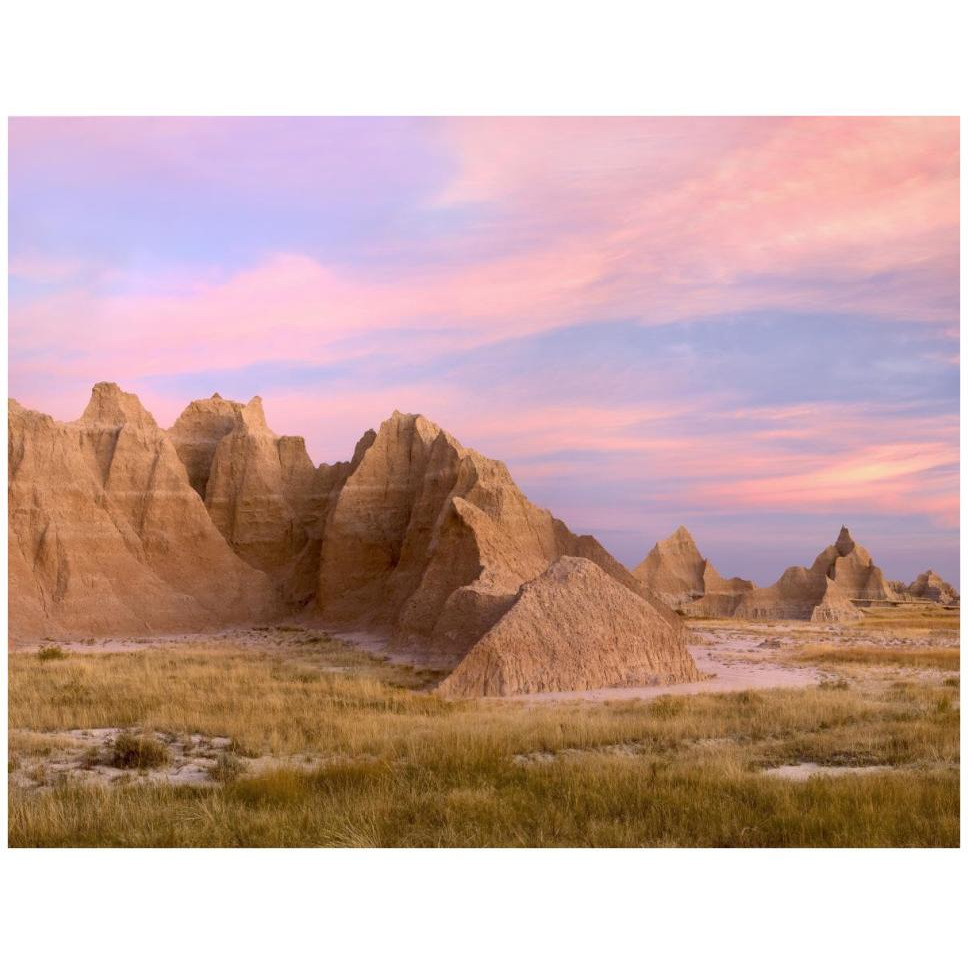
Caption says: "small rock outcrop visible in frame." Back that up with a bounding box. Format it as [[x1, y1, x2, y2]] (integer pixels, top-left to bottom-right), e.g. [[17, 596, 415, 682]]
[[437, 557, 700, 697], [902, 570, 959, 605], [809, 526, 895, 601]]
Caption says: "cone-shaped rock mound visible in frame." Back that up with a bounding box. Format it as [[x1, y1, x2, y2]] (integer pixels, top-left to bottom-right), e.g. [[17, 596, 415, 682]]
[[437, 557, 700, 697], [633, 525, 708, 606]]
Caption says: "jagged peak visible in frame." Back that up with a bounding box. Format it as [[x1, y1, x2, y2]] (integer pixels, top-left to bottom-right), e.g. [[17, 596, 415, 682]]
[[374, 410, 447, 450], [654, 525, 699, 554], [351, 429, 377, 467], [835, 525, 855, 556], [80, 382, 156, 429], [240, 395, 269, 431], [171, 392, 274, 437]]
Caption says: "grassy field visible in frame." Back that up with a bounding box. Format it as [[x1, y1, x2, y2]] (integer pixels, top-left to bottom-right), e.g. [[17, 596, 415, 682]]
[[8, 633, 960, 847], [856, 605, 960, 633], [793, 644, 960, 671]]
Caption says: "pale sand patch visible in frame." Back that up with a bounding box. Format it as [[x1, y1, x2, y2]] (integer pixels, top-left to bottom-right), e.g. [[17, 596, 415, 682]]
[[8, 727, 363, 792], [761, 763, 898, 781]]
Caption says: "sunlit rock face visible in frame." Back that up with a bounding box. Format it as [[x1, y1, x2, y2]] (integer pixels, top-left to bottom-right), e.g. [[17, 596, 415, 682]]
[[10, 386, 699, 697], [8, 384, 277, 639]]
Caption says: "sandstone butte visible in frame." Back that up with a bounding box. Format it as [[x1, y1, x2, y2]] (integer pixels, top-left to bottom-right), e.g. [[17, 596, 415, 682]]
[[8, 383, 699, 697]]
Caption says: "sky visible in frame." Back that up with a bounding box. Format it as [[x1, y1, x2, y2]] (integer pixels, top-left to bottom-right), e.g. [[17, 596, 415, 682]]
[[7, 117, 960, 585]]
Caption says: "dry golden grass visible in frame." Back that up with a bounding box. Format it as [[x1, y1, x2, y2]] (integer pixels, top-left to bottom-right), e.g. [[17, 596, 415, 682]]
[[8, 638, 961, 847], [793, 645, 960, 671], [856, 605, 960, 633]]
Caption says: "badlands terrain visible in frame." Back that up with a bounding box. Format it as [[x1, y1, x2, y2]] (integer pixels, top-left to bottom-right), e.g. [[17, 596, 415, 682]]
[[7, 385, 960, 847]]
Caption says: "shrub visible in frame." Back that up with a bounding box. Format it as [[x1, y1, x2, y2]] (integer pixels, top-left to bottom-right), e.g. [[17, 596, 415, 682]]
[[111, 732, 170, 770], [819, 679, 850, 691], [37, 645, 67, 662], [226, 738, 259, 758], [207, 753, 248, 783], [80, 745, 104, 770]]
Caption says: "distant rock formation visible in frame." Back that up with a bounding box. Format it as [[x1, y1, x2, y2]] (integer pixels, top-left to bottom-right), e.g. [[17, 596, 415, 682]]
[[892, 570, 959, 605], [809, 526, 895, 601], [9, 387, 699, 696], [8, 384, 277, 639], [633, 525, 754, 617], [713, 526, 888, 622], [438, 557, 700, 697]]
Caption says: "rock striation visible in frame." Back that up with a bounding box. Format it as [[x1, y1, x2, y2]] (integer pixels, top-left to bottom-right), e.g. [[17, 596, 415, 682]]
[[9, 387, 699, 696], [633, 525, 754, 617]]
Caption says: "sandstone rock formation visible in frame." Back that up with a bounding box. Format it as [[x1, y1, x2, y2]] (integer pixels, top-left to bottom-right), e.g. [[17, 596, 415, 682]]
[[9, 387, 700, 697], [315, 411, 679, 667], [437, 557, 700, 697], [633, 525, 754, 617], [634, 526, 708, 606], [721, 526, 885, 622], [169, 393, 371, 605], [809, 526, 895, 601], [8, 384, 277, 639], [900, 570, 959, 605]]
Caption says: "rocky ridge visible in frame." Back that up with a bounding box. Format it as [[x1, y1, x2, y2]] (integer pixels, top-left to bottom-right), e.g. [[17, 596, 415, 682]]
[[8, 385, 698, 696]]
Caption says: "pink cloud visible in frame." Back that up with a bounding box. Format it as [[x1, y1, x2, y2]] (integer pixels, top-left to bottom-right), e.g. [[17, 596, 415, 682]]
[[10, 118, 958, 395]]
